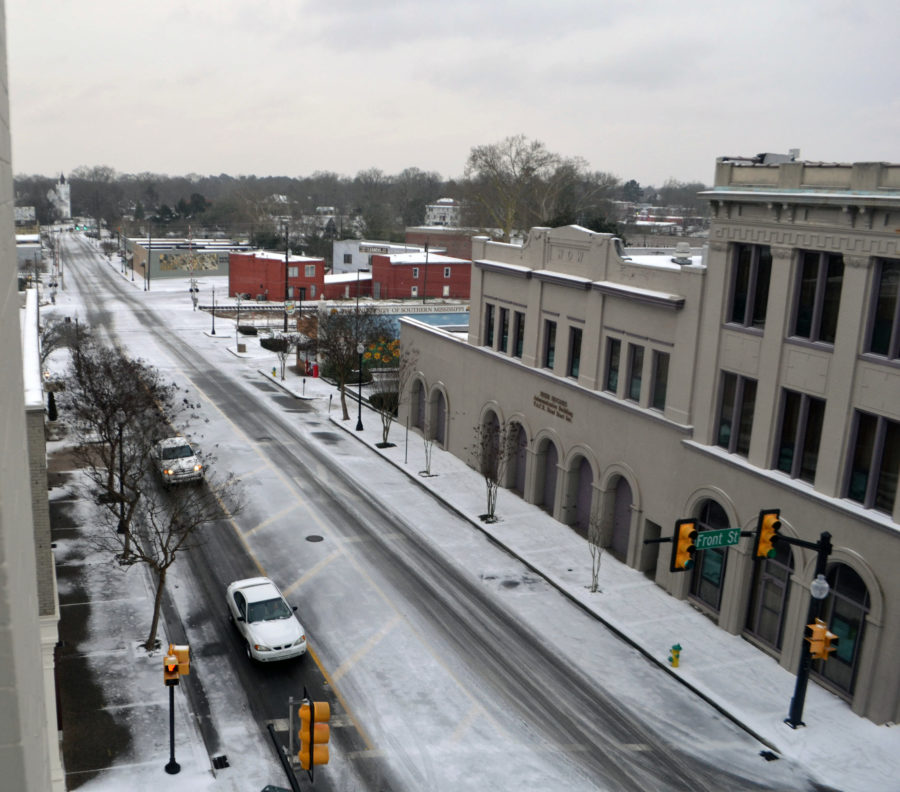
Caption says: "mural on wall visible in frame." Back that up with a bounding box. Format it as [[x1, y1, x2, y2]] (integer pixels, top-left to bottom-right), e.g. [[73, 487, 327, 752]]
[[159, 251, 225, 272]]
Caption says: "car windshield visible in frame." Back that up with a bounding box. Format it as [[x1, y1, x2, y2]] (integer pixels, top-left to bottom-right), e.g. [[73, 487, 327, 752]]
[[161, 445, 194, 460], [247, 597, 292, 623]]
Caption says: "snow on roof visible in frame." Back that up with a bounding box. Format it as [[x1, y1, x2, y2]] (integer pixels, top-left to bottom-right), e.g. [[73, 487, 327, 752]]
[[326, 271, 373, 284], [21, 289, 43, 409], [386, 252, 469, 265], [253, 250, 323, 263]]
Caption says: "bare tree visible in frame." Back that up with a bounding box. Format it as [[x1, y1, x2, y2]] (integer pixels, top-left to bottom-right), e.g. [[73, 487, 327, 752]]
[[63, 337, 198, 560], [588, 510, 603, 593], [365, 338, 418, 447], [39, 316, 88, 367], [316, 306, 392, 421], [464, 135, 560, 242], [468, 418, 517, 522]]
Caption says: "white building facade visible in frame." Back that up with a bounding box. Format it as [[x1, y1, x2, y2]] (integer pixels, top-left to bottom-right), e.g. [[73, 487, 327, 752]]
[[399, 157, 900, 725]]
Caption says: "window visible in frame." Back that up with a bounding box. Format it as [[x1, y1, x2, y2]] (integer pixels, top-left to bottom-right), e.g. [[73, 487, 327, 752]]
[[309, 285, 316, 299], [605, 338, 621, 394], [775, 390, 825, 483], [343, 253, 352, 264], [484, 303, 495, 347], [744, 540, 793, 651], [867, 258, 900, 359], [847, 411, 900, 513], [288, 266, 299, 277], [512, 312, 525, 358], [444, 266, 451, 278], [499, 308, 509, 353], [716, 372, 757, 456], [543, 320, 557, 369], [627, 344, 644, 401], [411, 285, 418, 297], [305, 264, 316, 277], [567, 327, 582, 378], [690, 499, 729, 612], [729, 244, 772, 329], [412, 267, 419, 279], [650, 351, 669, 411], [793, 251, 843, 343], [442, 285, 450, 297]]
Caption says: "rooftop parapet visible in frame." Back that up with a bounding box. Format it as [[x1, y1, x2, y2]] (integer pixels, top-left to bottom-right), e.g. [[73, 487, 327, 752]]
[[712, 156, 900, 195]]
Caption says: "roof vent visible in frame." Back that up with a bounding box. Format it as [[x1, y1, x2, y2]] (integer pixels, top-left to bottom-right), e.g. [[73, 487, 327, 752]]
[[671, 242, 693, 266]]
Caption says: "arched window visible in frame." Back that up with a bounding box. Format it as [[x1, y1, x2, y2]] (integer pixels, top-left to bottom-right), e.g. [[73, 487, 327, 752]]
[[609, 477, 633, 561], [413, 381, 425, 430], [537, 440, 558, 515], [689, 499, 729, 612], [509, 422, 527, 496], [744, 540, 793, 650], [435, 391, 447, 446], [814, 564, 870, 695]]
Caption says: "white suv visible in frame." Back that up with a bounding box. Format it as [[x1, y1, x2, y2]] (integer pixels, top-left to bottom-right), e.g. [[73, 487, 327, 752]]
[[152, 437, 203, 486]]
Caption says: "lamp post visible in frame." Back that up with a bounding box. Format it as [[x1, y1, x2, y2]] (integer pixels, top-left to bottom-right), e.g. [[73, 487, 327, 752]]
[[283, 221, 290, 332], [211, 285, 216, 335], [235, 293, 242, 346], [145, 223, 151, 291], [356, 342, 364, 431], [785, 531, 833, 729]]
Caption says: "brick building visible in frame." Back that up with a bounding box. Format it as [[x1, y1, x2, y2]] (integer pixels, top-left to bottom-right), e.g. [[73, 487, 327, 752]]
[[229, 250, 325, 302], [370, 251, 471, 300]]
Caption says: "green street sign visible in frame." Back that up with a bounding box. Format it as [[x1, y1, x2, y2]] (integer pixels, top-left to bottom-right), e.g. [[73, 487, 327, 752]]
[[694, 527, 742, 551]]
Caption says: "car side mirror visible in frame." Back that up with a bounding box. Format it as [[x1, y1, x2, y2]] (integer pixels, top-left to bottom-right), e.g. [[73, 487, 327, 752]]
[[292, 606, 298, 612], [237, 615, 245, 623]]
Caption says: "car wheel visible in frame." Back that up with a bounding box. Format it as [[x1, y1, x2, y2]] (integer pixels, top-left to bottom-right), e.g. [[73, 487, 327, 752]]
[[244, 642, 254, 662]]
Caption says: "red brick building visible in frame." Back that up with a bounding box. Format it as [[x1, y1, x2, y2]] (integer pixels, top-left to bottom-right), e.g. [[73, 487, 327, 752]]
[[322, 270, 372, 301], [229, 250, 325, 302], [404, 227, 483, 260], [370, 251, 470, 300]]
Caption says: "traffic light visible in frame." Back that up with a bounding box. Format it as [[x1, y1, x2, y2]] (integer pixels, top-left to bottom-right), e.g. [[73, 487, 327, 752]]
[[163, 652, 180, 686], [806, 618, 838, 661], [754, 509, 781, 559], [298, 700, 331, 770], [670, 519, 697, 572], [172, 644, 190, 676]]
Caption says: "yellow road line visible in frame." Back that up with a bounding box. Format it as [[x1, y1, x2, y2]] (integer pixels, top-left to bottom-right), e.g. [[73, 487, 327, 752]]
[[331, 614, 402, 684], [243, 503, 297, 538]]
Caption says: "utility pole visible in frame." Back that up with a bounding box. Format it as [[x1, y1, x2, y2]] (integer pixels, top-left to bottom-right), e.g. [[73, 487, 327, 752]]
[[283, 221, 290, 332]]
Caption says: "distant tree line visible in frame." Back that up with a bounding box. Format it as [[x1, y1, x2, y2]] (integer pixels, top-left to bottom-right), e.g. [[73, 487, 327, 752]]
[[14, 136, 709, 251]]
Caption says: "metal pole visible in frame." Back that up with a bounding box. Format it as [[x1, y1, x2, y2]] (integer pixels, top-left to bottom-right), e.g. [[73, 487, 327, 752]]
[[356, 346, 364, 431], [284, 221, 289, 332], [145, 223, 151, 291], [211, 286, 216, 335], [786, 531, 832, 728], [165, 684, 180, 774]]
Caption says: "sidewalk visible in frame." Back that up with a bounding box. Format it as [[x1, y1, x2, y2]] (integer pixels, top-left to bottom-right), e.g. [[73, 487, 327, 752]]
[[263, 367, 899, 792]]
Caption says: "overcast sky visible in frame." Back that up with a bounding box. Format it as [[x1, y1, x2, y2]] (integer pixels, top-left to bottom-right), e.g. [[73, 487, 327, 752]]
[[8, 0, 899, 187]]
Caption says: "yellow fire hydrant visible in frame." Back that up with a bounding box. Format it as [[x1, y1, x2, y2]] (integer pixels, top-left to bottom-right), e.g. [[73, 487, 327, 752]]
[[669, 643, 682, 668]]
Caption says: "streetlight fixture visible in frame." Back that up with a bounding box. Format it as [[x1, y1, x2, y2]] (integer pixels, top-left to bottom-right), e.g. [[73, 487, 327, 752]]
[[211, 285, 216, 335], [785, 531, 833, 729], [356, 342, 364, 431]]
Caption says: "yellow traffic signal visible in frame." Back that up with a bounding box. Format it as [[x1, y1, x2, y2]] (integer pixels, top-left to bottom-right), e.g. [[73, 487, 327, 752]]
[[172, 644, 190, 676], [163, 653, 180, 686], [670, 519, 697, 572], [298, 700, 331, 770], [807, 618, 838, 661], [755, 509, 781, 558]]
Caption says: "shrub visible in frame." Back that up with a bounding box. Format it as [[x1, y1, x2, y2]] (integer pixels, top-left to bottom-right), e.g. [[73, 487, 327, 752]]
[[368, 392, 399, 415], [260, 336, 289, 353], [237, 325, 258, 336]]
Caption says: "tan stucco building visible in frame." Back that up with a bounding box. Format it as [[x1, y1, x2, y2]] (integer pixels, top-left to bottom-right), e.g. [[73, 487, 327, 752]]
[[400, 156, 900, 724]]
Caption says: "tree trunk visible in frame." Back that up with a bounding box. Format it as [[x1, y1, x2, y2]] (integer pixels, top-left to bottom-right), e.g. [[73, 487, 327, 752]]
[[339, 383, 350, 420], [144, 566, 167, 650]]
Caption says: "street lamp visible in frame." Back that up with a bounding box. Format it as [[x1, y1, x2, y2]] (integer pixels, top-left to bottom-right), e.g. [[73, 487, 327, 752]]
[[284, 221, 290, 332], [785, 532, 833, 729], [211, 285, 216, 335], [356, 342, 364, 431]]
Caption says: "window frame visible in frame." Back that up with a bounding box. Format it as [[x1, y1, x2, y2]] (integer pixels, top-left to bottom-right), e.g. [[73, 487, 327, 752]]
[[512, 312, 525, 359], [626, 344, 644, 402], [845, 410, 899, 514], [444, 266, 451, 278], [866, 258, 900, 360], [483, 303, 495, 347], [716, 371, 757, 456], [305, 264, 317, 278], [287, 265, 299, 278], [543, 319, 557, 370], [605, 338, 621, 394], [792, 250, 843, 344], [728, 243, 772, 330], [412, 267, 419, 279], [567, 326, 582, 379], [774, 389, 826, 483], [499, 308, 509, 353], [650, 350, 669, 412]]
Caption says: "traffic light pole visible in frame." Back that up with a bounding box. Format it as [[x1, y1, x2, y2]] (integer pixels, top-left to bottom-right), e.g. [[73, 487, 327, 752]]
[[784, 531, 833, 728], [165, 683, 180, 774]]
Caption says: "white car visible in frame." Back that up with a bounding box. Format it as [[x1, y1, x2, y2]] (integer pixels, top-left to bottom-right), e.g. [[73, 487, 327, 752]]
[[152, 437, 203, 486], [226, 577, 307, 662]]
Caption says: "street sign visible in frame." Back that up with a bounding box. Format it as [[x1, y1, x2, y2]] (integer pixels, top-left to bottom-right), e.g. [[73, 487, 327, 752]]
[[694, 527, 742, 551], [284, 301, 296, 315]]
